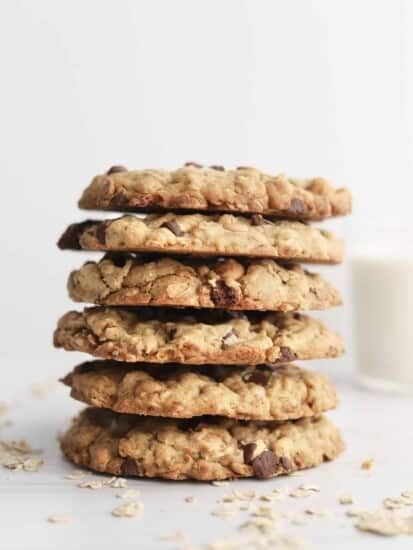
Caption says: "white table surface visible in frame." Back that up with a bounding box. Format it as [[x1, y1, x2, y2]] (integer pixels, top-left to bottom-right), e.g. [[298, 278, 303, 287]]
[[1, 364, 413, 550]]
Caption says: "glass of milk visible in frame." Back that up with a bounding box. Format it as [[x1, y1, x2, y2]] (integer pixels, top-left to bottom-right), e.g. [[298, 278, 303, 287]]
[[351, 226, 413, 393]]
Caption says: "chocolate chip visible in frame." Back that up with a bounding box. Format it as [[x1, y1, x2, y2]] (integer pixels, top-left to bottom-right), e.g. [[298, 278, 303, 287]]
[[184, 162, 203, 168], [243, 443, 257, 464], [252, 451, 280, 478], [278, 346, 297, 363], [96, 221, 110, 246], [222, 328, 238, 349], [166, 326, 177, 341], [236, 166, 254, 170], [209, 165, 225, 171], [250, 214, 264, 226], [57, 220, 96, 250], [244, 369, 270, 386], [107, 165, 128, 175], [280, 456, 294, 472], [288, 198, 308, 215], [161, 220, 184, 236], [122, 458, 139, 476], [210, 280, 238, 307]]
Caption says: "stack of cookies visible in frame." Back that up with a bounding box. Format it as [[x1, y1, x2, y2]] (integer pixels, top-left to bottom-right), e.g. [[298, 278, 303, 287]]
[[55, 163, 351, 481]]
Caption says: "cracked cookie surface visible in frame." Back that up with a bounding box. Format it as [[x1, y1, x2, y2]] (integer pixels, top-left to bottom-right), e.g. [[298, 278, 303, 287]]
[[62, 361, 338, 421], [67, 253, 342, 311], [58, 213, 344, 263], [78, 165, 351, 221], [60, 408, 344, 480], [53, 307, 344, 365]]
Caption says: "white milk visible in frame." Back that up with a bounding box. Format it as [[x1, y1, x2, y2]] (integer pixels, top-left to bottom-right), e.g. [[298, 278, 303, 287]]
[[352, 245, 413, 392]]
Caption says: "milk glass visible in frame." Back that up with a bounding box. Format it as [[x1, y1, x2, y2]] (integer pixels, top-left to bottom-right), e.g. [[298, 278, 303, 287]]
[[351, 227, 413, 393]]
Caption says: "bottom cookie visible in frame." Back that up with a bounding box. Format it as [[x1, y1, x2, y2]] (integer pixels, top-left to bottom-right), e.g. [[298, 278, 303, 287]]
[[60, 408, 344, 481]]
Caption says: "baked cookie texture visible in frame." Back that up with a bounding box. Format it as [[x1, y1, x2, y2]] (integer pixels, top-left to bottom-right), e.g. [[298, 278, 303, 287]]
[[78, 165, 352, 221], [53, 307, 344, 365], [58, 213, 344, 264], [62, 362, 339, 421], [60, 407, 344, 480], [67, 253, 342, 311]]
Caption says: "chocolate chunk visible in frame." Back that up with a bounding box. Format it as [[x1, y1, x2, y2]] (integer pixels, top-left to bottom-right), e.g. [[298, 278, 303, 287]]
[[122, 458, 139, 476], [104, 252, 128, 268], [250, 214, 264, 226], [184, 162, 203, 168], [210, 280, 238, 307], [236, 166, 254, 170], [209, 365, 230, 382], [107, 165, 128, 174], [252, 451, 280, 479], [280, 456, 294, 472], [222, 328, 238, 349], [278, 346, 297, 363], [161, 220, 184, 236], [288, 198, 308, 215], [243, 443, 257, 464], [244, 369, 270, 386], [96, 221, 110, 246], [57, 220, 96, 250], [209, 165, 225, 171]]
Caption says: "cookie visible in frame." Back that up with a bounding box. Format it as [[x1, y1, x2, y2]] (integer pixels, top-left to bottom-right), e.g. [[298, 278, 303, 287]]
[[67, 253, 342, 311], [78, 164, 352, 221], [53, 307, 344, 365], [60, 408, 344, 480], [57, 213, 344, 263], [63, 361, 338, 421]]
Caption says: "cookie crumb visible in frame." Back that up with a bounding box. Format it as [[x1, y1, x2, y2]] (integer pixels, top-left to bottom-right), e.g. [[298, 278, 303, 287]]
[[346, 508, 368, 518], [356, 509, 413, 536], [0, 439, 43, 471], [361, 459, 374, 470], [232, 490, 256, 501], [160, 531, 185, 542], [305, 507, 329, 517], [339, 493, 354, 505], [112, 501, 143, 518], [212, 480, 230, 487], [116, 489, 140, 500], [78, 479, 105, 490], [64, 469, 85, 480], [211, 503, 237, 518], [185, 495, 197, 503], [47, 515, 71, 524], [108, 477, 127, 488]]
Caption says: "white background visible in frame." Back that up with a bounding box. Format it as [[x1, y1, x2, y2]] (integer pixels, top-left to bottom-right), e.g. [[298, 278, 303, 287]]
[[1, 1, 413, 549]]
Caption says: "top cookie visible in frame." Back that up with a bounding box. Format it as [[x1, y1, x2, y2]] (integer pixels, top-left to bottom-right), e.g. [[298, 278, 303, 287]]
[[58, 213, 344, 263], [78, 164, 351, 221]]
